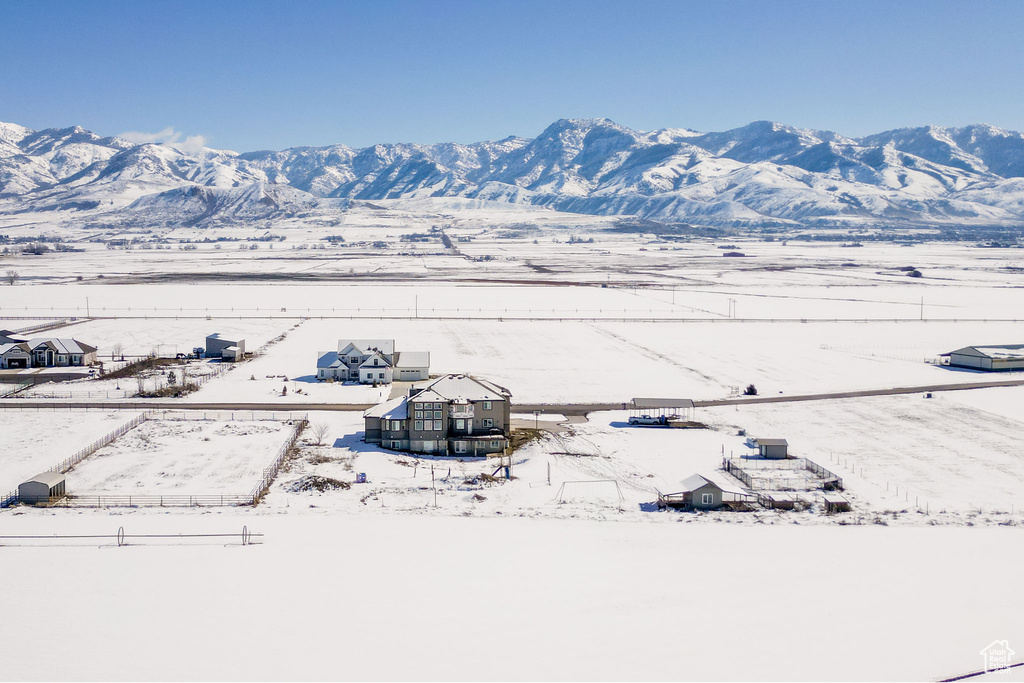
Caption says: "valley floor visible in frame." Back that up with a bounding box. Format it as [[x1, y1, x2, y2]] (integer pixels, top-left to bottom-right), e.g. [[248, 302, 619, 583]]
[[1, 231, 1023, 680]]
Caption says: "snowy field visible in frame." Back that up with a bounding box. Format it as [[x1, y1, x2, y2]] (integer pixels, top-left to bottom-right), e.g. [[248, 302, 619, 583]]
[[67, 418, 293, 496], [2, 230, 1024, 680], [0, 511, 1020, 682], [0, 409, 139, 493]]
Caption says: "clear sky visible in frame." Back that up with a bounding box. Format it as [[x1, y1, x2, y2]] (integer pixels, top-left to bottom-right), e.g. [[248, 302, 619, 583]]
[[2, 0, 1023, 151]]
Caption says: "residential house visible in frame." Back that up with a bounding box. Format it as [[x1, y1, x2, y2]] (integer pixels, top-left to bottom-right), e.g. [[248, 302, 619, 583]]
[[1, 338, 97, 369], [364, 374, 511, 456], [657, 473, 754, 510], [317, 339, 429, 384]]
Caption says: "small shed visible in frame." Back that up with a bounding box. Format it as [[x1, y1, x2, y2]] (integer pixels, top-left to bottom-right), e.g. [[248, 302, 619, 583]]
[[221, 345, 243, 362], [754, 438, 789, 459], [19, 472, 66, 505], [761, 492, 796, 510], [823, 494, 851, 513]]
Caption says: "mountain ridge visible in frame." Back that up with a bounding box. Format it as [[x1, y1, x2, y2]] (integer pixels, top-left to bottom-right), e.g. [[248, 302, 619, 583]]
[[3, 117, 1024, 230]]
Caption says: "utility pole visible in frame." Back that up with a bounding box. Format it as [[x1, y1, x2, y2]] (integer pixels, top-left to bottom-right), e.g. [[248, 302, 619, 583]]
[[920, 296, 924, 321]]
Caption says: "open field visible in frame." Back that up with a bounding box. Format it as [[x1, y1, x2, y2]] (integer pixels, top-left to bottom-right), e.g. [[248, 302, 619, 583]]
[[0, 511, 1020, 682], [67, 417, 294, 496], [0, 409, 139, 493], [3, 229, 1024, 681]]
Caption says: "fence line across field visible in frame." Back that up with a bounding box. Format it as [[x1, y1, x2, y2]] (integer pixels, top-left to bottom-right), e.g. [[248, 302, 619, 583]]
[[0, 526, 260, 546]]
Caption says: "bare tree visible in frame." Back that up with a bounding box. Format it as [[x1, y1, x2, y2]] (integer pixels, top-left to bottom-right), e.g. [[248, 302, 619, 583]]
[[311, 422, 329, 446], [5, 270, 18, 285], [111, 343, 124, 361], [136, 375, 146, 395]]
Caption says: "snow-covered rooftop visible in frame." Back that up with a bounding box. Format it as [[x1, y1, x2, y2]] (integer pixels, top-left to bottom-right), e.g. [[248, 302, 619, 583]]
[[363, 396, 408, 419]]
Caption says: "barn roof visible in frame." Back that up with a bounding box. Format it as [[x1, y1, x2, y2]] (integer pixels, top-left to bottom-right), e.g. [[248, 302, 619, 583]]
[[754, 438, 788, 447], [947, 344, 1024, 360], [22, 471, 65, 487]]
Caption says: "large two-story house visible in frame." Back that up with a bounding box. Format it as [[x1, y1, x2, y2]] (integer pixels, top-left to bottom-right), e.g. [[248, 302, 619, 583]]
[[364, 374, 511, 456], [316, 339, 429, 384]]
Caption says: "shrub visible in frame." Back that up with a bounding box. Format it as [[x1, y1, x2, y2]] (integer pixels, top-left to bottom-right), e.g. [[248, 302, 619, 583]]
[[744, 384, 758, 396]]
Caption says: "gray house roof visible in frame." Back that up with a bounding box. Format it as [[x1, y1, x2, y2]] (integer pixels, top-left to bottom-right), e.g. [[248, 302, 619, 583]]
[[317, 351, 342, 369], [0, 342, 31, 356], [363, 396, 409, 419], [339, 339, 395, 356], [27, 338, 97, 354], [666, 473, 748, 497], [413, 374, 511, 402], [754, 438, 788, 447]]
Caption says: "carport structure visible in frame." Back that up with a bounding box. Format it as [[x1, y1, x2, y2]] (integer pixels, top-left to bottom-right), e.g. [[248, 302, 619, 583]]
[[629, 398, 694, 422]]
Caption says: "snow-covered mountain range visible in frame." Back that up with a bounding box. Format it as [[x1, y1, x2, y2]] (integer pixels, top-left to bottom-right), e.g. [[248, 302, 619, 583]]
[[4, 117, 1024, 230]]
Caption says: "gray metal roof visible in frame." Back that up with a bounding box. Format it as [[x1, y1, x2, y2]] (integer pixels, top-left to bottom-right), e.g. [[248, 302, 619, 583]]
[[754, 438, 788, 446], [23, 471, 65, 487], [631, 398, 694, 409], [949, 344, 1024, 360]]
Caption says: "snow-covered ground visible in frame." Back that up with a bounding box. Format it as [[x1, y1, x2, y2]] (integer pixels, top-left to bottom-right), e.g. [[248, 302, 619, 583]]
[[0, 511, 1020, 681], [0, 409, 139, 493], [68, 418, 294, 496], [2, 235, 1024, 680]]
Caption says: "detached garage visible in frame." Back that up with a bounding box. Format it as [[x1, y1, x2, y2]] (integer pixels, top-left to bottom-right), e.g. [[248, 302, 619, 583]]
[[944, 345, 1024, 371], [19, 472, 66, 505]]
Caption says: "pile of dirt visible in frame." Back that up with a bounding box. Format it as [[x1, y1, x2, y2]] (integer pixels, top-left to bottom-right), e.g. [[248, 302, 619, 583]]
[[287, 475, 351, 493]]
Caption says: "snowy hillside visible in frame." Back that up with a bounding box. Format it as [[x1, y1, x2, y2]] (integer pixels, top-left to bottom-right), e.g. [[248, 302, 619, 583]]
[[4, 117, 1024, 230]]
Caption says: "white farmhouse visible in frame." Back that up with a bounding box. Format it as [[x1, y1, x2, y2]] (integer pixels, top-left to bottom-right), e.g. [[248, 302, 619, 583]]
[[317, 339, 430, 385]]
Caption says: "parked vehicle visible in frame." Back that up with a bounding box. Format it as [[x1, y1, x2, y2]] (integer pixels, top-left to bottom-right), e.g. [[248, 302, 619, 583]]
[[628, 414, 668, 426]]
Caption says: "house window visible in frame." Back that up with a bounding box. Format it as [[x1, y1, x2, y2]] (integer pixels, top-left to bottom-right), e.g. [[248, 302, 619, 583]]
[[456, 419, 465, 430], [374, 358, 379, 366], [433, 411, 441, 419], [482, 418, 493, 428], [701, 493, 714, 505], [350, 356, 358, 363], [390, 441, 401, 449], [433, 420, 442, 431], [491, 441, 500, 448], [483, 401, 492, 410], [414, 420, 423, 431], [379, 372, 385, 379], [414, 410, 422, 419]]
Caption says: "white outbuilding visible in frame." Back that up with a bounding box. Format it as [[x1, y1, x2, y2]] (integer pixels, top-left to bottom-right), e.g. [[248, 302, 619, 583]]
[[19, 472, 66, 505]]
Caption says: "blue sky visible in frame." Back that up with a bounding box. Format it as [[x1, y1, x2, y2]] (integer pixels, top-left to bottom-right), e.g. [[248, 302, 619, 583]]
[[2, 0, 1023, 151]]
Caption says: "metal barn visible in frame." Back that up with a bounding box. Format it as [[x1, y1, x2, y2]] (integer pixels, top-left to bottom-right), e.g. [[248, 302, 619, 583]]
[[19, 472, 66, 505]]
